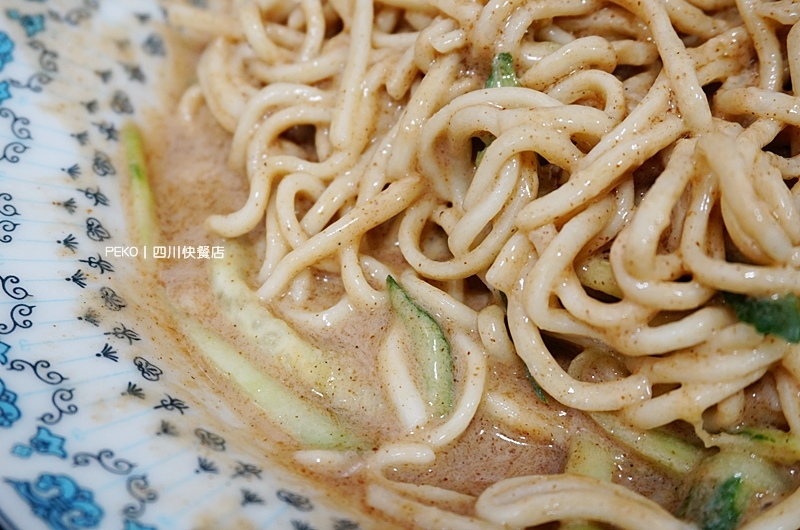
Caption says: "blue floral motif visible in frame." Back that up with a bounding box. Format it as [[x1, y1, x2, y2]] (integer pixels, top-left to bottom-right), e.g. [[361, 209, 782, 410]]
[[0, 376, 20, 427], [0, 341, 9, 365], [6, 474, 104, 530], [13, 426, 68, 458], [0, 32, 13, 72], [6, 10, 46, 38], [0, 81, 10, 106], [124, 519, 158, 530], [11, 444, 33, 457]]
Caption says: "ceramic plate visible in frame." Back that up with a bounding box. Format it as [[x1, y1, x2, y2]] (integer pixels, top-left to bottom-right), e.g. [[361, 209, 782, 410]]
[[0, 1, 367, 529]]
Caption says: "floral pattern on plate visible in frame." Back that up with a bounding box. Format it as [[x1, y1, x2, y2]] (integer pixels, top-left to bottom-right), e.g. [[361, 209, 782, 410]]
[[0, 2, 366, 529]]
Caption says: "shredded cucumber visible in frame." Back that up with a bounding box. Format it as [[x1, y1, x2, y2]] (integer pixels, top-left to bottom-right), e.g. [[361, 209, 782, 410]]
[[564, 431, 616, 481], [387, 275, 455, 417], [476, 52, 521, 165], [178, 316, 366, 450], [577, 255, 623, 299], [590, 412, 707, 475], [485, 52, 520, 88], [123, 123, 369, 450], [523, 364, 548, 403], [562, 432, 615, 530], [209, 241, 383, 414], [712, 427, 800, 465], [122, 123, 158, 249], [724, 292, 800, 343], [678, 451, 787, 530]]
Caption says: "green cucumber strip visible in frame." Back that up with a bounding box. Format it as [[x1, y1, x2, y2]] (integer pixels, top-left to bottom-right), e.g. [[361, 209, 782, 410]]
[[523, 364, 548, 403], [562, 432, 614, 530], [485, 52, 520, 88], [122, 127, 368, 450], [122, 122, 158, 249], [565, 431, 615, 481], [209, 242, 383, 413], [699, 475, 743, 530], [386, 275, 455, 417], [723, 292, 800, 343], [713, 427, 800, 465], [576, 255, 623, 299], [178, 316, 367, 450], [678, 451, 786, 530], [476, 53, 520, 164], [590, 412, 706, 475]]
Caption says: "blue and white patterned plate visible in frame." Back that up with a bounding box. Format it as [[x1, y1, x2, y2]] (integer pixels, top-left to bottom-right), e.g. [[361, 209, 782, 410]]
[[0, 2, 368, 529]]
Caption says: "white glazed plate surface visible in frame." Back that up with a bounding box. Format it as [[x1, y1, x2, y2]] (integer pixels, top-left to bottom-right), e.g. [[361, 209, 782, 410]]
[[0, 2, 365, 529]]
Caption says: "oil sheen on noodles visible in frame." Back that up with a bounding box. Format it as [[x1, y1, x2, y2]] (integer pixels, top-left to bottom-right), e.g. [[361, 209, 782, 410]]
[[163, 0, 800, 528]]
